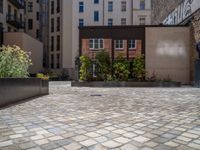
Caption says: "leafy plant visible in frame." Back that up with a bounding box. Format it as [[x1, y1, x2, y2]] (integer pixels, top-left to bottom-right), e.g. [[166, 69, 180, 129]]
[[79, 55, 92, 81], [113, 54, 130, 81], [133, 55, 146, 80], [95, 50, 111, 80], [0, 45, 32, 78], [37, 73, 49, 80]]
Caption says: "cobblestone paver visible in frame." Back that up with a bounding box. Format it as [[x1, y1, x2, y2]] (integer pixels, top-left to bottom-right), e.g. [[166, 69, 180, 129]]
[[0, 82, 200, 150]]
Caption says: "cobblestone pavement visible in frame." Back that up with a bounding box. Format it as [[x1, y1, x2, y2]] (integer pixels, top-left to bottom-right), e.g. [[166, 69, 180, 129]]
[[0, 82, 200, 150]]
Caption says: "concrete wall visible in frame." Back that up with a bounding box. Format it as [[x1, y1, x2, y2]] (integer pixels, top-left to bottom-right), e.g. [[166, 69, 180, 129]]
[[0, 78, 48, 107], [145, 27, 191, 84], [3, 32, 43, 74]]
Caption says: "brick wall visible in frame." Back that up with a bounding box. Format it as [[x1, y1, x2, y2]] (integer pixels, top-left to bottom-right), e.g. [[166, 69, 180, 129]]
[[81, 39, 142, 60], [151, 0, 183, 24]]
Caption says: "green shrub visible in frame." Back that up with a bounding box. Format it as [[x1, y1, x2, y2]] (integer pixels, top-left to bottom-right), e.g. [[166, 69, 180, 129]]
[[113, 55, 130, 81], [133, 55, 146, 80], [79, 55, 91, 81], [37, 73, 49, 80], [0, 45, 32, 78], [95, 50, 111, 80]]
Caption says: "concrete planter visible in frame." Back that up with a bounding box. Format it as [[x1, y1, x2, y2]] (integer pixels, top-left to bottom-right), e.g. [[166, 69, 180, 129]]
[[71, 81, 181, 87], [0, 78, 49, 107]]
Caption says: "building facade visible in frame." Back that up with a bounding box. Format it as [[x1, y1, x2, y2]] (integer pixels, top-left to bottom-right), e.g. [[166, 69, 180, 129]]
[[49, 0, 151, 78], [151, 0, 200, 82], [0, 0, 43, 74]]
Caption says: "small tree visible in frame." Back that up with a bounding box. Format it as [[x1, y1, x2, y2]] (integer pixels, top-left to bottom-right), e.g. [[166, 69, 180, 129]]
[[132, 55, 146, 81], [79, 55, 91, 81], [95, 50, 111, 80], [113, 54, 130, 81], [0, 45, 32, 78]]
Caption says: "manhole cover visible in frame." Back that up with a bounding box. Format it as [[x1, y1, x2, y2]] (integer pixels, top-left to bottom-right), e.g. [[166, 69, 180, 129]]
[[90, 94, 102, 97]]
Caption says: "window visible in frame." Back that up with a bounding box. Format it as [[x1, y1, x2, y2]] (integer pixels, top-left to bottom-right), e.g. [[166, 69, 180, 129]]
[[108, 1, 113, 12], [51, 1, 54, 14], [89, 39, 104, 50], [94, 0, 99, 4], [108, 18, 113, 26], [79, 2, 84, 13], [51, 54, 54, 69], [129, 40, 136, 49], [57, 17, 60, 31], [36, 12, 39, 20], [51, 18, 54, 32], [121, 1, 126, 12], [139, 17, 146, 25], [51, 36, 54, 51], [57, 35, 60, 51], [28, 2, 33, 12], [56, 54, 60, 69], [79, 19, 84, 27], [140, 0, 145, 10], [0, 0, 3, 13], [28, 19, 33, 30], [57, 0, 60, 13], [115, 40, 124, 49], [36, 29, 39, 38], [94, 11, 99, 22], [121, 18, 126, 25], [37, 0, 39, 3]]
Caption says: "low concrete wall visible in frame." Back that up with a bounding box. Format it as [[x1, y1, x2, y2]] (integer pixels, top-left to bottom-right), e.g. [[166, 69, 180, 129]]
[[0, 78, 49, 107], [145, 27, 191, 84], [71, 81, 181, 87]]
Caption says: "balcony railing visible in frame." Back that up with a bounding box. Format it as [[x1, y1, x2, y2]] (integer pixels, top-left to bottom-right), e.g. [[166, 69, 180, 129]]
[[8, 0, 25, 9], [6, 14, 25, 29]]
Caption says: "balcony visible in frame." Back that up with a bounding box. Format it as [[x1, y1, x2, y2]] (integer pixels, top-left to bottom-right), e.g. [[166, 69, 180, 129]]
[[8, 0, 25, 9], [6, 14, 25, 29]]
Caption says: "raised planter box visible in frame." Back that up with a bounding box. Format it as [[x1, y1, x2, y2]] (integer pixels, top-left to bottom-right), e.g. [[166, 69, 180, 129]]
[[0, 78, 49, 107], [71, 81, 181, 87]]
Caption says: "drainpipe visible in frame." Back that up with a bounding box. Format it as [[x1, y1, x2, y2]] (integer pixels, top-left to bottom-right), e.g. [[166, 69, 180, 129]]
[[103, 0, 105, 25]]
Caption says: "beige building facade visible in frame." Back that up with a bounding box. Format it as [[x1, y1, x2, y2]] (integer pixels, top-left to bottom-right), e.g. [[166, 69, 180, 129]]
[[49, 0, 152, 78]]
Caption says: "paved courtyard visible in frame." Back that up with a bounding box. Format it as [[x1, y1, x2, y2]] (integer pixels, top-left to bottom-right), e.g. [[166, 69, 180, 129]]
[[0, 82, 200, 150]]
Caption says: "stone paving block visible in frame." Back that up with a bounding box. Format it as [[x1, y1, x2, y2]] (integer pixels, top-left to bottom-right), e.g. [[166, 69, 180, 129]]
[[80, 139, 97, 147], [48, 136, 64, 141], [133, 136, 150, 143], [120, 144, 139, 150], [112, 129, 127, 134], [19, 142, 36, 149], [63, 142, 82, 150], [0, 140, 13, 148], [94, 136, 108, 143], [182, 132, 199, 138], [34, 139, 49, 145], [188, 143, 200, 149], [113, 137, 130, 144], [30, 135, 44, 141], [123, 132, 137, 138], [164, 141, 179, 147], [102, 140, 122, 148], [85, 132, 101, 138]]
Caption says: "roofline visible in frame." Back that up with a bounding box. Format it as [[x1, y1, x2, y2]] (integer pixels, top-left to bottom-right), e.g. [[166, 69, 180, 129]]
[[79, 25, 189, 30]]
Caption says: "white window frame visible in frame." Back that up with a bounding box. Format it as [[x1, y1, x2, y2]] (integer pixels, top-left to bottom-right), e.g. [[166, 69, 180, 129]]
[[121, 18, 126, 25], [129, 40, 137, 49], [115, 40, 124, 50], [89, 39, 104, 50]]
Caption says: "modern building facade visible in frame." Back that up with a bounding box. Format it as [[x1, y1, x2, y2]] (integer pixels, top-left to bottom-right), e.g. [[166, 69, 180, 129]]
[[0, 0, 43, 74], [49, 0, 151, 78], [79, 25, 191, 84], [151, 0, 200, 82]]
